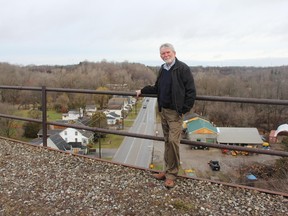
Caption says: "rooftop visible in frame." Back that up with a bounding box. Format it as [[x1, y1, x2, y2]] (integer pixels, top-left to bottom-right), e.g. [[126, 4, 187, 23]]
[[0, 137, 287, 215], [217, 127, 263, 144]]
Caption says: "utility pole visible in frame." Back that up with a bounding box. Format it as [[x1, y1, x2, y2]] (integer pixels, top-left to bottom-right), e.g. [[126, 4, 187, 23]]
[[98, 118, 102, 158], [121, 109, 124, 129]]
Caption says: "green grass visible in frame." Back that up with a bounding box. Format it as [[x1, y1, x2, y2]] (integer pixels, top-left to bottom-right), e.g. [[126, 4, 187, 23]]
[[14, 110, 30, 117], [47, 110, 62, 121], [123, 102, 142, 127], [126, 109, 139, 119], [14, 109, 62, 121], [96, 134, 124, 149], [86, 132, 125, 150], [124, 119, 134, 127]]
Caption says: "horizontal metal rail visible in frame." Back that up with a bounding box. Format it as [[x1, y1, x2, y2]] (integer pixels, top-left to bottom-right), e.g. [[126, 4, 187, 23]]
[[1, 85, 288, 105], [1, 85, 288, 156], [196, 95, 288, 105], [1, 111, 287, 157]]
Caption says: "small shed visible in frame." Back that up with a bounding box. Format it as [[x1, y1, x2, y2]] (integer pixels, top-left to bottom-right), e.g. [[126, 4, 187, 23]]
[[185, 117, 217, 143]]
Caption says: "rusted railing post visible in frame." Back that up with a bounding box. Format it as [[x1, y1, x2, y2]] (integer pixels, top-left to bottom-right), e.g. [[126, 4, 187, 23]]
[[42, 86, 48, 147]]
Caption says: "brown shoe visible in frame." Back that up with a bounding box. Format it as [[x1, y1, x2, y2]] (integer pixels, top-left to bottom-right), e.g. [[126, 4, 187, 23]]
[[152, 172, 166, 180], [164, 179, 175, 188]]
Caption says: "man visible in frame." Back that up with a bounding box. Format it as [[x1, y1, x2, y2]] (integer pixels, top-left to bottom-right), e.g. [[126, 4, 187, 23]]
[[136, 43, 196, 188]]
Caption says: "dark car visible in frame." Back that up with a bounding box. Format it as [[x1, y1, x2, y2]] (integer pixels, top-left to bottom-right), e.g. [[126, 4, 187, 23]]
[[191, 145, 209, 150], [208, 160, 220, 171]]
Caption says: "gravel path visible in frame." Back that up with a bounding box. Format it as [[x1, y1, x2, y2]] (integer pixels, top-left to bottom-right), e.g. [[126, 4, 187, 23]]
[[1, 138, 288, 216]]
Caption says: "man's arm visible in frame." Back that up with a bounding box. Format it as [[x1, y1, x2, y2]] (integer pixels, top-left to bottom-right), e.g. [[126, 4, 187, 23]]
[[182, 67, 196, 113]]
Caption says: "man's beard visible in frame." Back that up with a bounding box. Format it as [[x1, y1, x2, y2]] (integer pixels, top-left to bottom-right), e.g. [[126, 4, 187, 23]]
[[164, 57, 174, 65]]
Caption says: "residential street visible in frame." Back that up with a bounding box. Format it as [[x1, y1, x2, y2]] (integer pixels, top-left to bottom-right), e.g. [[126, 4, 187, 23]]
[[112, 98, 157, 168]]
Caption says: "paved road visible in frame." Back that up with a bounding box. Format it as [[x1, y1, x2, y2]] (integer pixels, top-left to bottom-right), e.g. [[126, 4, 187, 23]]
[[112, 98, 157, 168]]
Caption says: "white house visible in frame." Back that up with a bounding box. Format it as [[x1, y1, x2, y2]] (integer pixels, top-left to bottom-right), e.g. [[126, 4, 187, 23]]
[[62, 109, 83, 121], [107, 97, 129, 118], [106, 116, 117, 125], [104, 111, 122, 125], [59, 127, 93, 146], [85, 105, 97, 117]]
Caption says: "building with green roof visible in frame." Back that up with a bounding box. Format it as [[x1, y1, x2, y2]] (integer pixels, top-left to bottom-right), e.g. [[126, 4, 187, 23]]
[[185, 117, 217, 149]]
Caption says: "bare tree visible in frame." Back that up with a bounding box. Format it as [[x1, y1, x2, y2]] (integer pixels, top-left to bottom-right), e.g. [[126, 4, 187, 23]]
[[94, 87, 111, 110], [0, 103, 17, 138]]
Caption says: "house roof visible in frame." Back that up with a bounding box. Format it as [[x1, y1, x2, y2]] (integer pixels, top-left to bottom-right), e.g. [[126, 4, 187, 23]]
[[107, 104, 123, 110], [186, 117, 217, 134], [49, 134, 71, 151], [29, 137, 43, 145], [275, 123, 288, 136], [107, 111, 121, 117], [217, 127, 263, 144], [81, 129, 94, 138], [108, 98, 126, 106], [86, 105, 96, 109], [107, 116, 116, 120], [68, 110, 80, 115], [37, 129, 63, 137], [78, 117, 91, 126]]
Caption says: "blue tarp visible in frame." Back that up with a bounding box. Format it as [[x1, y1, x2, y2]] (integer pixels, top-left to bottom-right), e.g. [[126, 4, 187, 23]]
[[246, 174, 257, 180]]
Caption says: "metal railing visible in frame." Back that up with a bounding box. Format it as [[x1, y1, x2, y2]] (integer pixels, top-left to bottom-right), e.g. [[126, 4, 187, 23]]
[[1, 85, 288, 157]]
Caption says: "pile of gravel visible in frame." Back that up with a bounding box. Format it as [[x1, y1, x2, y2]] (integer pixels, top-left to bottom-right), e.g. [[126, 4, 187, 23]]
[[1, 138, 287, 216]]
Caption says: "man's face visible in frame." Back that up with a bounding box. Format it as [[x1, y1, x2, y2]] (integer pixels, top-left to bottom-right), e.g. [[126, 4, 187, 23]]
[[160, 47, 176, 65]]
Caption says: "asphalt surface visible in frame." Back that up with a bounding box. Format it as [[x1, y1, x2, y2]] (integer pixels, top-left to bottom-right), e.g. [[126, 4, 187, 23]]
[[112, 98, 157, 168]]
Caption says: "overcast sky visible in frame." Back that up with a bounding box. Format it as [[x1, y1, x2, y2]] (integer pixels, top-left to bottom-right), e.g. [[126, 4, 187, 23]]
[[1, 0, 287, 66]]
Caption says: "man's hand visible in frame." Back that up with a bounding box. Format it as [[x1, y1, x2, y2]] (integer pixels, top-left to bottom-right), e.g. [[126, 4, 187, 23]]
[[135, 90, 141, 98]]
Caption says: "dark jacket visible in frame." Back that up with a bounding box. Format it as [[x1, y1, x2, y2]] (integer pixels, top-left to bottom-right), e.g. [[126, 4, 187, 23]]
[[141, 58, 196, 115]]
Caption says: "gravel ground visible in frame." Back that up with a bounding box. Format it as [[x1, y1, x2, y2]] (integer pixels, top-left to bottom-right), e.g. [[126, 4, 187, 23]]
[[1, 138, 288, 216]]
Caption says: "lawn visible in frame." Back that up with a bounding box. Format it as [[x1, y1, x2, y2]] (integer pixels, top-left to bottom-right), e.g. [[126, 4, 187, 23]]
[[123, 101, 142, 127], [47, 110, 62, 121], [97, 134, 124, 149], [14, 109, 62, 121], [14, 109, 30, 117]]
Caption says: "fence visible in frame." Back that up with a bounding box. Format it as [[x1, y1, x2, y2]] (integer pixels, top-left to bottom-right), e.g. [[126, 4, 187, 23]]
[[1, 85, 288, 158]]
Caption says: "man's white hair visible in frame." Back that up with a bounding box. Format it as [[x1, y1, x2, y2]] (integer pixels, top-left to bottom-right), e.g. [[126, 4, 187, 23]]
[[159, 43, 175, 52]]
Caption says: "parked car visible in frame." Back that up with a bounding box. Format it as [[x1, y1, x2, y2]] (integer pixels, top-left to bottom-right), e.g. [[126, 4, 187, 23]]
[[208, 160, 220, 171], [191, 145, 209, 150]]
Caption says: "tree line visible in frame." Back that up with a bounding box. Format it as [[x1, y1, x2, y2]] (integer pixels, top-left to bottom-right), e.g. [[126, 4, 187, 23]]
[[0, 61, 288, 139], [192, 66, 288, 135]]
